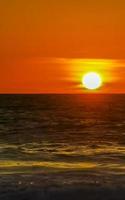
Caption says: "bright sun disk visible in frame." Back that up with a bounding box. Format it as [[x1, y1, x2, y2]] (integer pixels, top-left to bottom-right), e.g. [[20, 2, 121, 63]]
[[82, 72, 102, 90]]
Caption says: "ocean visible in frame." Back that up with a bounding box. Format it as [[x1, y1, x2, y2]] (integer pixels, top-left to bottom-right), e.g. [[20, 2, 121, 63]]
[[0, 94, 125, 199]]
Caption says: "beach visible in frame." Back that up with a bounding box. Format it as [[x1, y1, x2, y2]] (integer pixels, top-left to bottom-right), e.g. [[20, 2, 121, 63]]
[[1, 171, 125, 200]]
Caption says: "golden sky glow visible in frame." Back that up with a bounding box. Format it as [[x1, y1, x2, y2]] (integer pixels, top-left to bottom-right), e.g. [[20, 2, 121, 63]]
[[0, 1, 125, 93]]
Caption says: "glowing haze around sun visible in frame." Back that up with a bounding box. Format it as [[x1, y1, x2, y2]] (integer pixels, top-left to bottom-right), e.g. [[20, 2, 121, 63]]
[[82, 72, 102, 90]]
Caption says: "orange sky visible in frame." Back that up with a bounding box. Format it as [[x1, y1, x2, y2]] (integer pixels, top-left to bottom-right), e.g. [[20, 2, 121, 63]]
[[0, 0, 125, 93]]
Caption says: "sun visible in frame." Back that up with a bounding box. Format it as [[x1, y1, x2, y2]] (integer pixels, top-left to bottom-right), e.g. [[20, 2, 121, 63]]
[[82, 72, 102, 90]]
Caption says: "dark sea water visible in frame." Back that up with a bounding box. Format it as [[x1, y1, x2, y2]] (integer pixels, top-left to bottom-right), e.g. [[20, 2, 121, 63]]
[[0, 94, 125, 199]]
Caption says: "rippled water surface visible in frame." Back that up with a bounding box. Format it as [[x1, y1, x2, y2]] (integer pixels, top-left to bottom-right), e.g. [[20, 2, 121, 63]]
[[0, 94, 125, 178]]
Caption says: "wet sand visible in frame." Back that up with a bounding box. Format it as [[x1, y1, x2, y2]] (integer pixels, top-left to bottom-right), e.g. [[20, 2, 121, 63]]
[[1, 171, 125, 200]]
